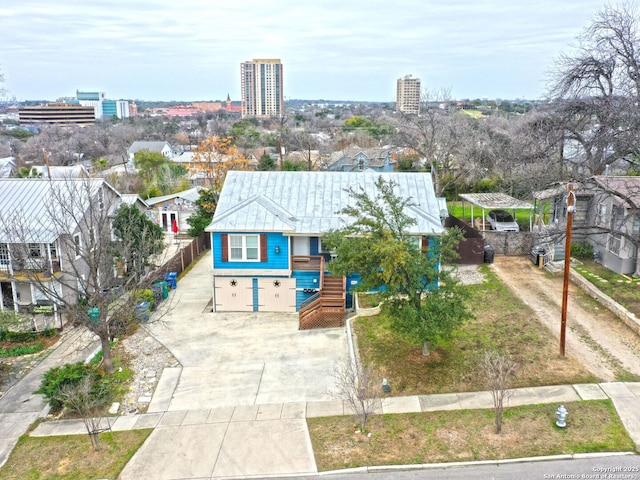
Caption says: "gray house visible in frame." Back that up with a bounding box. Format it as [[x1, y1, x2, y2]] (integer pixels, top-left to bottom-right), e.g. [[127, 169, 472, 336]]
[[325, 147, 395, 172], [534, 176, 640, 275], [0, 178, 123, 325]]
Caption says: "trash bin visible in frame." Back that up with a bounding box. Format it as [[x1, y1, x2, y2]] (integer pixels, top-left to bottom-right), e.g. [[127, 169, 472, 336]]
[[150, 285, 163, 308], [531, 245, 548, 267], [135, 302, 151, 322], [164, 272, 177, 289], [88, 307, 99, 324], [153, 281, 169, 299], [484, 244, 495, 264]]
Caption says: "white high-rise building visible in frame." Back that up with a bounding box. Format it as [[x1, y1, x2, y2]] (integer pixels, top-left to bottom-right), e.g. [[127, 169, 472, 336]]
[[241, 59, 284, 118], [396, 75, 421, 115]]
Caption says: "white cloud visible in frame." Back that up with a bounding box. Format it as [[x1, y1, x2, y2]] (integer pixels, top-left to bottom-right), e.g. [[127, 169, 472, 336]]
[[0, 0, 608, 100]]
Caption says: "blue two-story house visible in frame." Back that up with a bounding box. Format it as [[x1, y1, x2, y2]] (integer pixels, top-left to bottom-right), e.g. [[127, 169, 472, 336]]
[[206, 171, 445, 329]]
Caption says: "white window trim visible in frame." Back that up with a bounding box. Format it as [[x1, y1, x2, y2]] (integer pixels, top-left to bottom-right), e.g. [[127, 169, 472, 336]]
[[228, 234, 260, 262]]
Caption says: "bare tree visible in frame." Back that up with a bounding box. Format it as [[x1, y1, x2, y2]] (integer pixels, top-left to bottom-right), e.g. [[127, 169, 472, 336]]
[[0, 178, 165, 374], [332, 360, 379, 431], [482, 350, 517, 434], [549, 2, 640, 176], [58, 376, 111, 450]]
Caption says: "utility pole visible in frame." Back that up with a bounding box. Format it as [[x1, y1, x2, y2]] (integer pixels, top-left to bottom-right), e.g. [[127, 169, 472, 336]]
[[560, 184, 575, 357]]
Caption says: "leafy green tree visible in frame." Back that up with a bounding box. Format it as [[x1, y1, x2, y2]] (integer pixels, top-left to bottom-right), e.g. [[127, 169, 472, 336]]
[[133, 150, 168, 180], [282, 159, 306, 171], [322, 177, 471, 355], [187, 189, 219, 237], [257, 153, 277, 171], [112, 204, 164, 279]]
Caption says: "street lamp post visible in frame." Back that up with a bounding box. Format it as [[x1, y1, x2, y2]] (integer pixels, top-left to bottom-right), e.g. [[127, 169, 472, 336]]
[[560, 185, 575, 357]]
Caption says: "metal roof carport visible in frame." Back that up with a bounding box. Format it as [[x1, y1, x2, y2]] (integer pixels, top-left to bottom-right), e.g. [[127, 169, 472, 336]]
[[458, 193, 535, 231]]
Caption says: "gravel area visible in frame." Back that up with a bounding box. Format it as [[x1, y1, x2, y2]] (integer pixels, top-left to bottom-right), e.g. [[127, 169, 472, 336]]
[[448, 264, 487, 285], [116, 326, 181, 415]]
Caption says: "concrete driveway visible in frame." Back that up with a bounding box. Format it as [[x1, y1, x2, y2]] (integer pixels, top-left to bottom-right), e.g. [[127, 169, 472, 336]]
[[118, 251, 347, 478], [147, 310, 348, 410]]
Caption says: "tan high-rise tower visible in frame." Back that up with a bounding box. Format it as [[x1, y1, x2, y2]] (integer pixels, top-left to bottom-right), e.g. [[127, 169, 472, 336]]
[[241, 59, 284, 118], [396, 74, 421, 114]]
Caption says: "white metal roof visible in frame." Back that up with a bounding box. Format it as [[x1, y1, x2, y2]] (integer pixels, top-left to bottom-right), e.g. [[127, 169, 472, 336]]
[[207, 171, 445, 235], [458, 193, 534, 210], [0, 178, 116, 243], [146, 187, 201, 206]]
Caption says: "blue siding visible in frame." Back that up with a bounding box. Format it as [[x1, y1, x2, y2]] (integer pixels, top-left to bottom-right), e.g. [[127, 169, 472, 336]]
[[292, 270, 321, 310], [212, 232, 289, 270]]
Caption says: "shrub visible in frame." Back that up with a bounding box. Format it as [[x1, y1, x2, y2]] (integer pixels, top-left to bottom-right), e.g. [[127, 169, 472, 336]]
[[36, 362, 108, 411], [571, 241, 594, 260], [0, 344, 44, 357], [131, 288, 154, 311]]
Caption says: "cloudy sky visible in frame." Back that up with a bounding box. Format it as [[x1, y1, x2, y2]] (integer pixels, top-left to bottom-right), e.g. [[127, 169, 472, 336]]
[[1, 0, 608, 102]]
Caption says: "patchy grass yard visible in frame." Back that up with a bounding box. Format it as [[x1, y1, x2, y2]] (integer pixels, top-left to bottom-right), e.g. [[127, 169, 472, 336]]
[[353, 265, 596, 395], [447, 201, 532, 226], [0, 430, 152, 480], [308, 400, 633, 471], [0, 331, 60, 358], [573, 260, 640, 317]]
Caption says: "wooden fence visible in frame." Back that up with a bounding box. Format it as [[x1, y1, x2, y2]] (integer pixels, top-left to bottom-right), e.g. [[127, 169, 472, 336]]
[[149, 233, 210, 283]]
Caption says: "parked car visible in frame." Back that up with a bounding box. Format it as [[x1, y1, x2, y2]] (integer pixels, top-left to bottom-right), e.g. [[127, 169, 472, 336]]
[[486, 210, 519, 232]]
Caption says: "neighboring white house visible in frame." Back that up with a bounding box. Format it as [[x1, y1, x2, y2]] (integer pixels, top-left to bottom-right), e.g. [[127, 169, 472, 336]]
[[145, 187, 201, 233], [0, 157, 16, 178], [127, 141, 176, 163]]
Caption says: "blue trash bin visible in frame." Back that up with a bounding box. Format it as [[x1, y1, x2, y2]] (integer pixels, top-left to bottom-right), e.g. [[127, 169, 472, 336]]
[[164, 272, 177, 289], [135, 302, 150, 322]]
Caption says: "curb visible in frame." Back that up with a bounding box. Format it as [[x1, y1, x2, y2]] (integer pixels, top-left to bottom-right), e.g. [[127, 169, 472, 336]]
[[317, 452, 637, 477]]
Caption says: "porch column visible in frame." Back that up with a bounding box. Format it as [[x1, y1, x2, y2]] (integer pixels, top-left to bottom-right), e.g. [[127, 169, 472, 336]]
[[11, 281, 18, 313]]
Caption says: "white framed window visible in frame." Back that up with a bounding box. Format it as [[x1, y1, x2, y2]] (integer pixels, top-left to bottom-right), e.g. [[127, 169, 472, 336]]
[[28, 243, 41, 257], [596, 202, 608, 227], [0, 244, 9, 266], [607, 233, 622, 256], [229, 234, 259, 261], [74, 234, 81, 258]]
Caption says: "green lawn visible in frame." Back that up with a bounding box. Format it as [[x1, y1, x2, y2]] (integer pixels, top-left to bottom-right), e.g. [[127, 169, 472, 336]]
[[353, 265, 597, 395], [308, 400, 634, 471], [0, 430, 152, 480], [573, 260, 640, 317], [447, 201, 533, 226]]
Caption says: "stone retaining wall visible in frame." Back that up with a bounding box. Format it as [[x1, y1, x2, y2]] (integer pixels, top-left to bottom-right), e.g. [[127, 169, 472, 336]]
[[570, 269, 640, 336]]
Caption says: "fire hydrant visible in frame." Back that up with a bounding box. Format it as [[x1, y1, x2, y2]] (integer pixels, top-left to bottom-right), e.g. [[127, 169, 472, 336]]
[[556, 405, 568, 428]]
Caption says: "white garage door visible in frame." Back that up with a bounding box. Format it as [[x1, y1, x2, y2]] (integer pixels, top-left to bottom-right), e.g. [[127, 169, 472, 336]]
[[214, 277, 253, 312], [257, 278, 296, 312]]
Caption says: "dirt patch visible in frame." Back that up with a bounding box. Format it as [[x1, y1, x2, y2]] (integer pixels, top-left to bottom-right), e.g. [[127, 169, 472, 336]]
[[491, 256, 640, 381]]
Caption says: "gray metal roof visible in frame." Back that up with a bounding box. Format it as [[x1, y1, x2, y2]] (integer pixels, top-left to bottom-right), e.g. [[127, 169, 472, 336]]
[[121, 194, 149, 208], [146, 187, 201, 206], [0, 178, 116, 243], [128, 141, 173, 155], [459, 193, 534, 210], [208, 171, 445, 235]]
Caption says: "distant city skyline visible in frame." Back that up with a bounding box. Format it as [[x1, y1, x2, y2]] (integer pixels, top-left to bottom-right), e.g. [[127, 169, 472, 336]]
[[1, 1, 609, 102]]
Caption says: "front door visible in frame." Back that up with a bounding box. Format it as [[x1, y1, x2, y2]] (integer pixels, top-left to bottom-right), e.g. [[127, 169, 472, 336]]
[[1, 281, 14, 310]]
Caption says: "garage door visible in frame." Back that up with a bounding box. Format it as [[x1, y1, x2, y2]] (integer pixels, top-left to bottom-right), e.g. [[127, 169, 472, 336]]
[[257, 278, 296, 312], [214, 277, 253, 312]]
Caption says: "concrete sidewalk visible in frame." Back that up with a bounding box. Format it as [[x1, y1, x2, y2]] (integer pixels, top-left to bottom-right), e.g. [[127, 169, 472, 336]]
[[28, 382, 640, 479]]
